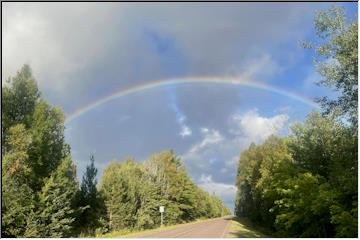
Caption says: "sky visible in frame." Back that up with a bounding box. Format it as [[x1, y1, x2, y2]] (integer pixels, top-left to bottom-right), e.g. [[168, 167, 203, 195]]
[[2, 2, 357, 211]]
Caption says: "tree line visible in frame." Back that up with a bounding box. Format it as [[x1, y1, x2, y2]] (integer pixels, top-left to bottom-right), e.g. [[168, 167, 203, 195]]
[[1, 65, 230, 237], [234, 6, 357, 237], [98, 152, 230, 233]]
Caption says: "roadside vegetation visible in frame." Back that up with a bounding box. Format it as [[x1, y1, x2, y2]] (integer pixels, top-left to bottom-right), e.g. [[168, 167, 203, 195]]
[[97, 151, 231, 234], [1, 68, 230, 237], [99, 216, 228, 238], [234, 6, 357, 237], [227, 217, 268, 238]]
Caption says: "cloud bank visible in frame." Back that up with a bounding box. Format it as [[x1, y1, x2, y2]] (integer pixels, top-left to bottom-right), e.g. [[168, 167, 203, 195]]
[[182, 109, 289, 209]]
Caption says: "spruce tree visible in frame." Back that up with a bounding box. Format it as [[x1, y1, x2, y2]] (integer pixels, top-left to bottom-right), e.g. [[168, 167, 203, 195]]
[[74, 153, 106, 236], [26, 156, 78, 237]]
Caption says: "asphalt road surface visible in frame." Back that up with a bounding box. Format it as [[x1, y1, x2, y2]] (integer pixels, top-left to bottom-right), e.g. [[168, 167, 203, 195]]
[[134, 217, 232, 238]]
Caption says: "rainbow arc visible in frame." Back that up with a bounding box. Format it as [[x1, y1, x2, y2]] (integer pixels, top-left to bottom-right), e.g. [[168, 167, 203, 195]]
[[65, 77, 319, 123]]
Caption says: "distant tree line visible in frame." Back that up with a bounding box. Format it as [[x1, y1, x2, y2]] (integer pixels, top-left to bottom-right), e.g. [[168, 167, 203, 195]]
[[234, 6, 357, 237], [1, 65, 230, 237], [99, 152, 231, 233]]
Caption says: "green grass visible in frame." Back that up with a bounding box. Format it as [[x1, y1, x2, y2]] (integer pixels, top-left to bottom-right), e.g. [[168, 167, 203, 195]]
[[227, 217, 269, 238], [97, 216, 229, 238]]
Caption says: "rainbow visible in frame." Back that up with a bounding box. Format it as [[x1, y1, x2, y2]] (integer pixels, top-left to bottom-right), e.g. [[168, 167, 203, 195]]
[[65, 76, 319, 123]]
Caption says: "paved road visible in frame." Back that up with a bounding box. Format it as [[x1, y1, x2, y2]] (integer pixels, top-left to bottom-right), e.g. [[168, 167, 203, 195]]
[[135, 217, 232, 238]]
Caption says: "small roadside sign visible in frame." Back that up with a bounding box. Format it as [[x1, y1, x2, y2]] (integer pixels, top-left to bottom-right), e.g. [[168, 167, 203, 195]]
[[159, 206, 165, 227]]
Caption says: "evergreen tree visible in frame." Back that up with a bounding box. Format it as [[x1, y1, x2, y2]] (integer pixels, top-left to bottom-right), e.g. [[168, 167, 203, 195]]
[[2, 65, 80, 237], [2, 124, 34, 237], [25, 156, 79, 237], [74, 153, 106, 236]]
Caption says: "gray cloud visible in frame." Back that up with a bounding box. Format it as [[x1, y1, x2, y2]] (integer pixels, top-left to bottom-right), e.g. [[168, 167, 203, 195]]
[[3, 2, 330, 212], [3, 3, 319, 110]]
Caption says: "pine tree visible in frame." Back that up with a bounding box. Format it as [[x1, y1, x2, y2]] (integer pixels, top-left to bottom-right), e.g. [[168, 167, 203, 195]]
[[27, 156, 79, 237], [74, 153, 106, 236]]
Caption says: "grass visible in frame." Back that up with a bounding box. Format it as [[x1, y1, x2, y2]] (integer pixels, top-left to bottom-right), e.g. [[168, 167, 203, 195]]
[[98, 216, 229, 238], [227, 217, 270, 238]]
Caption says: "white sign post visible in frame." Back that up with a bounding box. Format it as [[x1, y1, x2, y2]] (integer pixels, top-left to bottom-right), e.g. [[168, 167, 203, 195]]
[[159, 206, 164, 227]]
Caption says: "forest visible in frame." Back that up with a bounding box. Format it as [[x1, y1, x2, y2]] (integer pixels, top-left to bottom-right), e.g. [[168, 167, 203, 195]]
[[234, 6, 358, 237], [1, 65, 230, 237], [2, 4, 358, 239]]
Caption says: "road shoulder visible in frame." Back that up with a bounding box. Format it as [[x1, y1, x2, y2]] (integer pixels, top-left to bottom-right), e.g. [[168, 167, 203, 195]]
[[226, 217, 269, 238]]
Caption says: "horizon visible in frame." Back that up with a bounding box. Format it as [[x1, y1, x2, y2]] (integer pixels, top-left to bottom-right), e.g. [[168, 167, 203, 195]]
[[2, 2, 357, 212]]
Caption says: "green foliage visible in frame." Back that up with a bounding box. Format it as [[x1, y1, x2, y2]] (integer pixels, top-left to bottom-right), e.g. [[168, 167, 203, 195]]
[[1, 65, 79, 238], [99, 159, 142, 230], [289, 111, 357, 181], [330, 201, 358, 237], [26, 156, 79, 237], [74, 154, 107, 236], [28, 99, 69, 191], [306, 6, 358, 129], [273, 173, 335, 237], [99, 151, 230, 233], [234, 136, 294, 229], [235, 6, 357, 237], [234, 113, 357, 237], [2, 183, 34, 237], [2, 65, 40, 152], [1, 124, 35, 237], [2, 124, 32, 182]]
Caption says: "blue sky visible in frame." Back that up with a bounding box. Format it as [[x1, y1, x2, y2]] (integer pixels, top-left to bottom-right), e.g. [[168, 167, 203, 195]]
[[2, 2, 357, 211]]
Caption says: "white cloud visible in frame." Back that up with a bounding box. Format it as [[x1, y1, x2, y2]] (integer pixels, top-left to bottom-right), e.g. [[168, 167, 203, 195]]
[[180, 126, 192, 138], [183, 110, 289, 167], [188, 129, 224, 154], [181, 128, 224, 171], [229, 109, 289, 142], [198, 174, 237, 201], [170, 93, 192, 138], [176, 112, 192, 138], [200, 128, 209, 134], [181, 109, 289, 206]]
